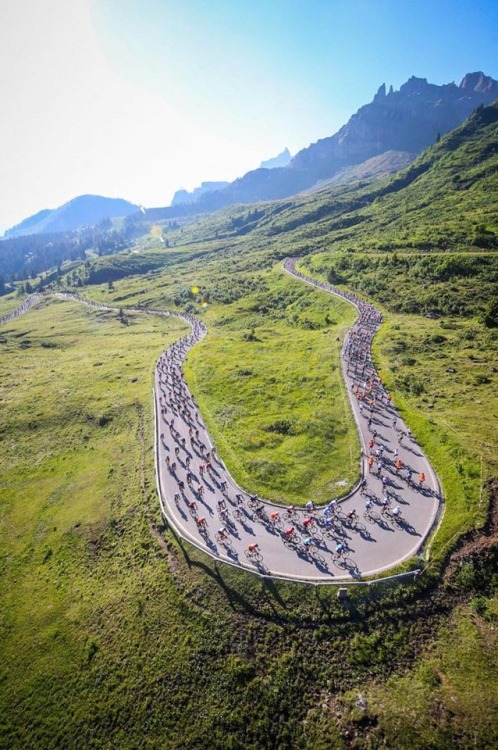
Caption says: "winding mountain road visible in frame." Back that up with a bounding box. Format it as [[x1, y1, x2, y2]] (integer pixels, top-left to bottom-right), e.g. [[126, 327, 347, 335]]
[[1, 261, 442, 582]]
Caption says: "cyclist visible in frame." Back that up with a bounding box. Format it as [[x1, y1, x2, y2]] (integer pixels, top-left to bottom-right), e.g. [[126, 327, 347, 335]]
[[303, 536, 314, 549], [284, 527, 296, 539], [217, 526, 227, 539], [235, 493, 244, 506], [364, 498, 374, 514], [248, 543, 259, 553], [335, 542, 345, 557], [419, 472, 426, 486], [327, 499, 338, 515], [381, 496, 391, 514], [392, 506, 401, 518], [302, 516, 314, 529], [305, 500, 315, 512], [197, 517, 207, 528], [270, 511, 280, 524], [346, 509, 357, 524]]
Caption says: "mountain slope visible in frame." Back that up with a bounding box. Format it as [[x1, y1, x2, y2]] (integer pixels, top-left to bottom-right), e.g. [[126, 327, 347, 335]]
[[162, 98, 498, 256], [5, 195, 139, 238], [155, 72, 498, 218]]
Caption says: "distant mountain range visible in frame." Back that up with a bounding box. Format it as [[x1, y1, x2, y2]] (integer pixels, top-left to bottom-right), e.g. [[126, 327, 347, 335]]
[[149, 71, 498, 218], [4, 195, 139, 238]]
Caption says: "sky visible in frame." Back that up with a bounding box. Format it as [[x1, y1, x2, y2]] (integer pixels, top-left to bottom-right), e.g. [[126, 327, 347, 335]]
[[1, 0, 497, 232]]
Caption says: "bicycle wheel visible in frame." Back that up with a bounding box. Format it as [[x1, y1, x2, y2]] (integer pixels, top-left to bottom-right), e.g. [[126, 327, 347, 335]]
[[282, 511, 295, 522], [310, 550, 326, 566], [333, 554, 350, 568]]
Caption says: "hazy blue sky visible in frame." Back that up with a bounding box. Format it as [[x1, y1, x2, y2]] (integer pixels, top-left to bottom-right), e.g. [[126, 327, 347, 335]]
[[1, 0, 497, 231]]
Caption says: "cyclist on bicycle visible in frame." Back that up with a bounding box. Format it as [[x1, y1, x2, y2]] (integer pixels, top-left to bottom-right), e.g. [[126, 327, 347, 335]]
[[284, 527, 295, 538], [392, 506, 401, 517], [248, 543, 259, 553], [302, 516, 314, 529], [303, 536, 314, 548], [305, 500, 315, 512], [347, 509, 357, 521], [335, 542, 345, 557], [325, 500, 338, 516]]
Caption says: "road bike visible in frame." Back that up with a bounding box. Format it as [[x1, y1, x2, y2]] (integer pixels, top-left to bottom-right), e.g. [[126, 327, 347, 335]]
[[245, 547, 263, 563], [282, 530, 301, 547], [283, 507, 299, 522], [247, 495, 261, 510], [232, 506, 244, 521], [386, 510, 403, 528]]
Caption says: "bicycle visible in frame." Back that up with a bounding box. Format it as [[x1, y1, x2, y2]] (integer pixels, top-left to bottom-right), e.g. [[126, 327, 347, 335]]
[[301, 538, 326, 565], [215, 530, 233, 548], [282, 507, 298, 522], [253, 504, 269, 522], [386, 509, 403, 527], [247, 495, 261, 511], [232, 506, 244, 521], [343, 513, 359, 530], [269, 512, 283, 529], [282, 528, 301, 547], [245, 546, 263, 563]]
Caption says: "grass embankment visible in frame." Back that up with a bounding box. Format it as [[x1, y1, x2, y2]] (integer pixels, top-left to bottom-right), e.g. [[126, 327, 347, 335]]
[[300, 252, 498, 568]]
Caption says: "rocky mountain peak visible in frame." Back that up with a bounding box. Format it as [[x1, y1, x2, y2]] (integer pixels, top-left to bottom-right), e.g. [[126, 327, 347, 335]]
[[459, 71, 498, 94], [373, 83, 386, 102], [399, 76, 430, 95]]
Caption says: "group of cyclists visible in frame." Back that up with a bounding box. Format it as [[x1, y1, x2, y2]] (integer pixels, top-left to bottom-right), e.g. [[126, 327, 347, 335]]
[[154, 258, 434, 576]]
